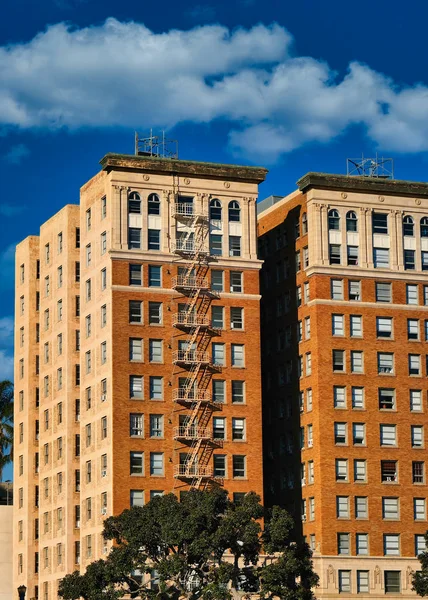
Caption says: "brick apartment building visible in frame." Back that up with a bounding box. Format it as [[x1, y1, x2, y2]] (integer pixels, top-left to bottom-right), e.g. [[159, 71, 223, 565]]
[[13, 152, 267, 599], [257, 173, 428, 598]]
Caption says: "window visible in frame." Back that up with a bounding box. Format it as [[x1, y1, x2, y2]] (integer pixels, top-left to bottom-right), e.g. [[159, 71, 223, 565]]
[[149, 339, 162, 363], [336, 459, 348, 482], [333, 350, 345, 372], [332, 315, 344, 336], [413, 461, 425, 483], [347, 245, 358, 266], [210, 234, 222, 256], [378, 352, 394, 374], [384, 534, 400, 555], [231, 344, 244, 367], [350, 315, 362, 337], [211, 270, 223, 292], [130, 264, 142, 286], [150, 377, 163, 400], [379, 388, 395, 410], [302, 212, 308, 234], [213, 380, 225, 403], [232, 418, 245, 440], [305, 353, 312, 375], [338, 570, 351, 593], [407, 284, 419, 304], [212, 306, 224, 329], [130, 490, 144, 508], [129, 301, 143, 324], [228, 200, 240, 222], [129, 338, 143, 361], [355, 496, 368, 517], [148, 193, 160, 215], [410, 390, 422, 412], [148, 265, 161, 287], [209, 198, 222, 220], [409, 354, 421, 376], [334, 422, 347, 444], [408, 319, 420, 340], [148, 229, 160, 250], [373, 247, 389, 268], [129, 228, 141, 249], [85, 351, 91, 374], [230, 307, 243, 330], [414, 498, 426, 520], [100, 341, 107, 364], [213, 417, 226, 440], [295, 251, 301, 272], [334, 386, 346, 408], [403, 214, 414, 236], [101, 268, 107, 290], [329, 244, 341, 265], [404, 248, 415, 270], [213, 455, 226, 477], [384, 571, 401, 594], [130, 414, 144, 437], [101, 195, 106, 218], [337, 533, 350, 555], [212, 343, 225, 366], [150, 453, 164, 476], [75, 296, 80, 316], [353, 423, 365, 445], [230, 271, 243, 293], [373, 212, 388, 234], [130, 375, 143, 399], [150, 415, 163, 438], [346, 210, 357, 231], [101, 231, 107, 255], [331, 279, 343, 299], [305, 316, 311, 339], [375, 282, 391, 303], [304, 281, 310, 302], [229, 236, 242, 257], [336, 496, 349, 518], [328, 209, 340, 230], [86, 244, 91, 266], [233, 455, 246, 478], [423, 251, 428, 271], [380, 424, 397, 446], [381, 460, 397, 482], [383, 498, 399, 522], [351, 351, 363, 373], [148, 302, 162, 324], [232, 381, 244, 403], [356, 533, 368, 555], [130, 452, 144, 475], [85, 315, 91, 337], [352, 387, 364, 409]]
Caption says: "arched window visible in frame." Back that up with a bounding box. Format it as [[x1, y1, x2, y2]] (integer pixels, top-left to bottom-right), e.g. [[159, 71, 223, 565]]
[[148, 193, 160, 216], [302, 212, 308, 235], [328, 209, 340, 230], [228, 201, 241, 222], [128, 192, 141, 214], [209, 199, 222, 221], [346, 211, 358, 232], [403, 215, 414, 237], [421, 217, 428, 238]]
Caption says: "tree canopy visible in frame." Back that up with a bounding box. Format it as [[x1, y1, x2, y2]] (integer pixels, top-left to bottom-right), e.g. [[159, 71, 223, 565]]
[[413, 531, 428, 596], [59, 488, 318, 600], [0, 380, 13, 482]]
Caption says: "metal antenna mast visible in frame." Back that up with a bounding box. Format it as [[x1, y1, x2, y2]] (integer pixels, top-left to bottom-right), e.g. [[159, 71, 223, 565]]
[[134, 130, 179, 159], [347, 153, 394, 179]]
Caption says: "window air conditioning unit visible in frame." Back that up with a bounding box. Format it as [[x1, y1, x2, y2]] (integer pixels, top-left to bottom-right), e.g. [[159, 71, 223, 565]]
[[101, 469, 107, 478], [386, 476, 394, 482]]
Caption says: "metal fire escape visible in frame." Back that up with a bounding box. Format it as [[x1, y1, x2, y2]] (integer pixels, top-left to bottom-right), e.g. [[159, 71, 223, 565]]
[[171, 198, 222, 490]]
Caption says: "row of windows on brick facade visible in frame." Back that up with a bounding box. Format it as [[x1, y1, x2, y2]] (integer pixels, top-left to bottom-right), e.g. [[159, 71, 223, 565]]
[[332, 455, 426, 484], [332, 568, 404, 594], [329, 349, 428, 376], [129, 265, 244, 293], [300, 422, 427, 450], [335, 532, 427, 559], [328, 208, 428, 238], [328, 243, 428, 270]]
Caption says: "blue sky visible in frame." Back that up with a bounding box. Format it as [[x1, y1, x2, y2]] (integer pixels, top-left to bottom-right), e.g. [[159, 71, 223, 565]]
[[2, 0, 428, 476]]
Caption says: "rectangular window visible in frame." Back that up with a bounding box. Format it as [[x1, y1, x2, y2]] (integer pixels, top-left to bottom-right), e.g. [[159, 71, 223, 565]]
[[210, 234, 222, 256], [355, 496, 368, 518], [230, 307, 244, 330], [356, 533, 368, 555], [148, 302, 162, 324], [351, 351, 363, 373], [213, 417, 226, 440], [213, 455, 226, 477], [211, 306, 224, 329], [413, 461, 425, 483], [379, 388, 395, 410], [338, 570, 351, 593], [329, 244, 341, 265], [149, 339, 162, 363], [349, 281, 361, 301], [334, 386, 346, 409], [232, 455, 246, 478], [352, 387, 364, 409], [129, 338, 143, 361], [101, 268, 107, 290], [229, 236, 241, 257], [333, 350, 345, 372], [414, 498, 426, 520], [412, 426, 424, 448], [148, 265, 161, 287], [130, 264, 142, 286], [378, 352, 394, 374], [347, 245, 358, 266], [130, 414, 144, 437], [372, 212, 388, 234], [86, 244, 91, 266], [130, 375, 143, 399], [407, 284, 419, 304], [212, 343, 225, 366], [374, 247, 390, 268], [422, 251, 428, 271], [380, 424, 397, 446], [130, 452, 144, 475], [230, 271, 243, 293], [101, 417, 107, 439], [337, 533, 350, 555], [376, 282, 392, 302], [150, 452, 164, 476], [130, 490, 144, 508], [408, 319, 420, 340], [353, 423, 366, 445], [332, 314, 344, 336], [148, 229, 161, 250], [231, 344, 244, 367], [101, 305, 107, 328], [129, 228, 141, 249], [232, 418, 245, 441], [410, 390, 422, 412], [213, 380, 225, 403], [150, 376, 163, 400], [404, 249, 416, 270], [335, 459, 348, 482], [409, 354, 421, 375], [384, 534, 400, 555], [129, 301, 143, 323], [336, 496, 349, 518], [101, 231, 107, 255], [381, 460, 397, 482], [150, 415, 163, 438], [334, 422, 347, 444], [350, 315, 362, 337], [384, 571, 401, 594], [100, 341, 107, 364], [211, 270, 224, 292]]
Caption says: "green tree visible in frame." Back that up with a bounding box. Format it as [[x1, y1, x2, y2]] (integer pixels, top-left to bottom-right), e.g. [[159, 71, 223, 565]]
[[0, 380, 13, 482], [413, 531, 428, 596], [59, 488, 319, 600]]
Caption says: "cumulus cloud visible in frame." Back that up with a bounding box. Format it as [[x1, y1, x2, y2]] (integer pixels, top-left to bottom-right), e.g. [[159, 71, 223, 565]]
[[4, 143, 30, 164], [1, 18, 428, 159]]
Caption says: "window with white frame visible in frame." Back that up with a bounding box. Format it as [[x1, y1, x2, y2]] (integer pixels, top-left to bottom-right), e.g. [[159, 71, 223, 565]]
[[130, 451, 144, 475], [338, 570, 351, 592], [350, 315, 362, 337], [379, 388, 395, 410], [130, 375, 143, 399], [130, 414, 144, 437], [384, 534, 400, 555], [332, 314, 344, 336], [100, 341, 107, 364], [306, 353, 312, 375], [351, 351, 363, 373], [357, 571, 370, 593], [352, 387, 364, 409], [414, 498, 426, 520], [149, 340, 163, 363], [334, 422, 347, 444], [355, 496, 368, 518], [336, 496, 349, 518], [129, 338, 143, 361], [349, 280, 361, 301], [333, 350, 345, 372], [409, 354, 421, 375], [353, 423, 365, 445], [101, 231, 107, 255], [331, 279, 343, 300], [306, 388, 313, 411], [334, 386, 346, 409], [412, 425, 424, 448], [382, 497, 399, 519], [150, 415, 163, 438], [376, 282, 392, 302], [212, 343, 225, 366], [336, 459, 348, 482], [305, 316, 311, 339], [149, 377, 163, 400], [380, 424, 397, 446], [309, 497, 315, 520], [130, 490, 144, 507], [308, 460, 314, 484], [231, 344, 244, 367], [378, 352, 394, 373], [407, 284, 419, 305], [373, 247, 390, 268], [410, 389, 423, 412], [338, 533, 350, 555], [408, 319, 420, 340], [356, 533, 368, 555], [416, 535, 428, 556], [377, 317, 392, 338]]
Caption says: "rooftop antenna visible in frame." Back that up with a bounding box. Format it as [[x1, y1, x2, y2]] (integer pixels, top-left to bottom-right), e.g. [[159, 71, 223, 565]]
[[346, 153, 394, 179], [134, 129, 179, 159]]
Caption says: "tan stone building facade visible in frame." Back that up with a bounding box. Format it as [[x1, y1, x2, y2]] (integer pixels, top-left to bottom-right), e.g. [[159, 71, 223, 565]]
[[258, 173, 428, 598], [14, 153, 267, 599]]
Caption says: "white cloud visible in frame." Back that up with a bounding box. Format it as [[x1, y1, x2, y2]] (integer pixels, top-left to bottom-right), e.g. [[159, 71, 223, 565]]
[[0, 317, 13, 346], [0, 350, 13, 381], [1, 19, 428, 160]]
